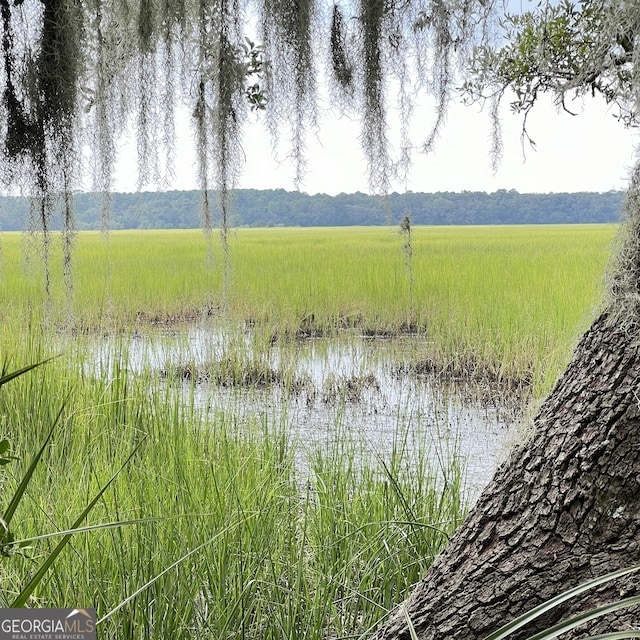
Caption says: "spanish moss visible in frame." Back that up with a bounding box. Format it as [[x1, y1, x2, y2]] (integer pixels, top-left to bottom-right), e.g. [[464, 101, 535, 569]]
[[330, 4, 353, 91], [358, 0, 389, 192], [259, 0, 318, 187], [606, 161, 640, 336]]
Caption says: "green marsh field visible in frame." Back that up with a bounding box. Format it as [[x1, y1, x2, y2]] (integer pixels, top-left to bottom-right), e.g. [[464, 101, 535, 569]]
[[3, 224, 614, 388], [0, 223, 616, 638]]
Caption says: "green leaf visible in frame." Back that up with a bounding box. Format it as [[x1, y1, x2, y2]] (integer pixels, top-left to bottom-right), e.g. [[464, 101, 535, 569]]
[[483, 565, 640, 640], [0, 357, 56, 389], [526, 595, 640, 640], [584, 633, 640, 640], [11, 438, 146, 607]]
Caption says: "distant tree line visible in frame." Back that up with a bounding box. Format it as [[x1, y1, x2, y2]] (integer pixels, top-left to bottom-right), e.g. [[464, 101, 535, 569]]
[[0, 188, 625, 231]]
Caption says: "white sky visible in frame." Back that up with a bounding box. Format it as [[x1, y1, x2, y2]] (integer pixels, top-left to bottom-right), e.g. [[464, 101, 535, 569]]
[[112, 0, 639, 197], [114, 89, 639, 197]]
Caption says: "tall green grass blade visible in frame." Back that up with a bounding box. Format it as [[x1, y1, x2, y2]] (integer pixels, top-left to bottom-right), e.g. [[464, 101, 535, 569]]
[[6, 513, 217, 547], [0, 358, 55, 388], [483, 565, 640, 640], [402, 605, 420, 640], [11, 438, 145, 607], [378, 457, 419, 527], [98, 524, 240, 625], [2, 400, 67, 530], [1, 513, 218, 547]]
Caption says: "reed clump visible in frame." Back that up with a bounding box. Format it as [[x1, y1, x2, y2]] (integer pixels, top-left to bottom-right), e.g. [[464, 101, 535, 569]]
[[321, 372, 381, 404], [163, 356, 313, 391]]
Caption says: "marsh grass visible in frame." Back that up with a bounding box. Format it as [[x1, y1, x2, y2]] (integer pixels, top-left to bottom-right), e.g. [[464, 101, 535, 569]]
[[0, 325, 464, 638], [0, 223, 589, 637], [0, 224, 612, 392]]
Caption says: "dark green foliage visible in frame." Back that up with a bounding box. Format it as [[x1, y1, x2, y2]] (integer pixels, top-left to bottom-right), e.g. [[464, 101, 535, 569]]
[[0, 188, 624, 230], [467, 2, 640, 131]]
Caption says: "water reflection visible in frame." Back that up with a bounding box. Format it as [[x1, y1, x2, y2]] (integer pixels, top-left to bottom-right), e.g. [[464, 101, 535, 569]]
[[83, 324, 526, 502]]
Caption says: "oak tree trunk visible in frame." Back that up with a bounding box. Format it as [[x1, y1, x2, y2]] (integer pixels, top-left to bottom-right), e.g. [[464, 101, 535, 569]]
[[374, 310, 640, 639]]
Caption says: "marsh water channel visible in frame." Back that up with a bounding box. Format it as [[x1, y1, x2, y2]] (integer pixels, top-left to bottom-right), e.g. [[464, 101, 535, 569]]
[[84, 323, 530, 503]]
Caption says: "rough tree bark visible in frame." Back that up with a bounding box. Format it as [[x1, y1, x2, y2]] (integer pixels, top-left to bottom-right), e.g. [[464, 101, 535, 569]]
[[373, 300, 640, 637]]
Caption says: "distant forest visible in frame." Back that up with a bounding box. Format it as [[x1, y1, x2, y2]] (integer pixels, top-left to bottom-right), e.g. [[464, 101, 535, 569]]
[[0, 188, 626, 231]]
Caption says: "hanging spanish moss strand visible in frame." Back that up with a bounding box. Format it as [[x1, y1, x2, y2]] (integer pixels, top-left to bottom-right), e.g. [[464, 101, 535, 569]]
[[25, 0, 83, 311], [193, 0, 212, 237], [421, 0, 453, 153], [37, 197, 51, 302], [159, 44, 176, 185], [387, 3, 414, 186], [1, 0, 25, 172], [135, 0, 162, 187], [259, 0, 318, 187], [86, 0, 114, 232], [41, 0, 81, 322], [411, 1, 498, 155], [213, 0, 244, 305], [162, 0, 191, 182], [358, 0, 390, 193], [189, 0, 247, 309], [194, 82, 213, 239], [329, 4, 354, 93], [62, 171, 76, 329]]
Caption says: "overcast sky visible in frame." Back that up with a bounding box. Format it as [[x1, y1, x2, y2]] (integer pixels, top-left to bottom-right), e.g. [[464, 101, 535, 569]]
[[100, 0, 637, 196], [111, 0, 640, 197], [113, 89, 638, 196]]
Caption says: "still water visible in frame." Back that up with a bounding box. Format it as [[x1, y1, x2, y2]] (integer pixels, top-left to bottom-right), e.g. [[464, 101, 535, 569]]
[[86, 323, 528, 503]]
